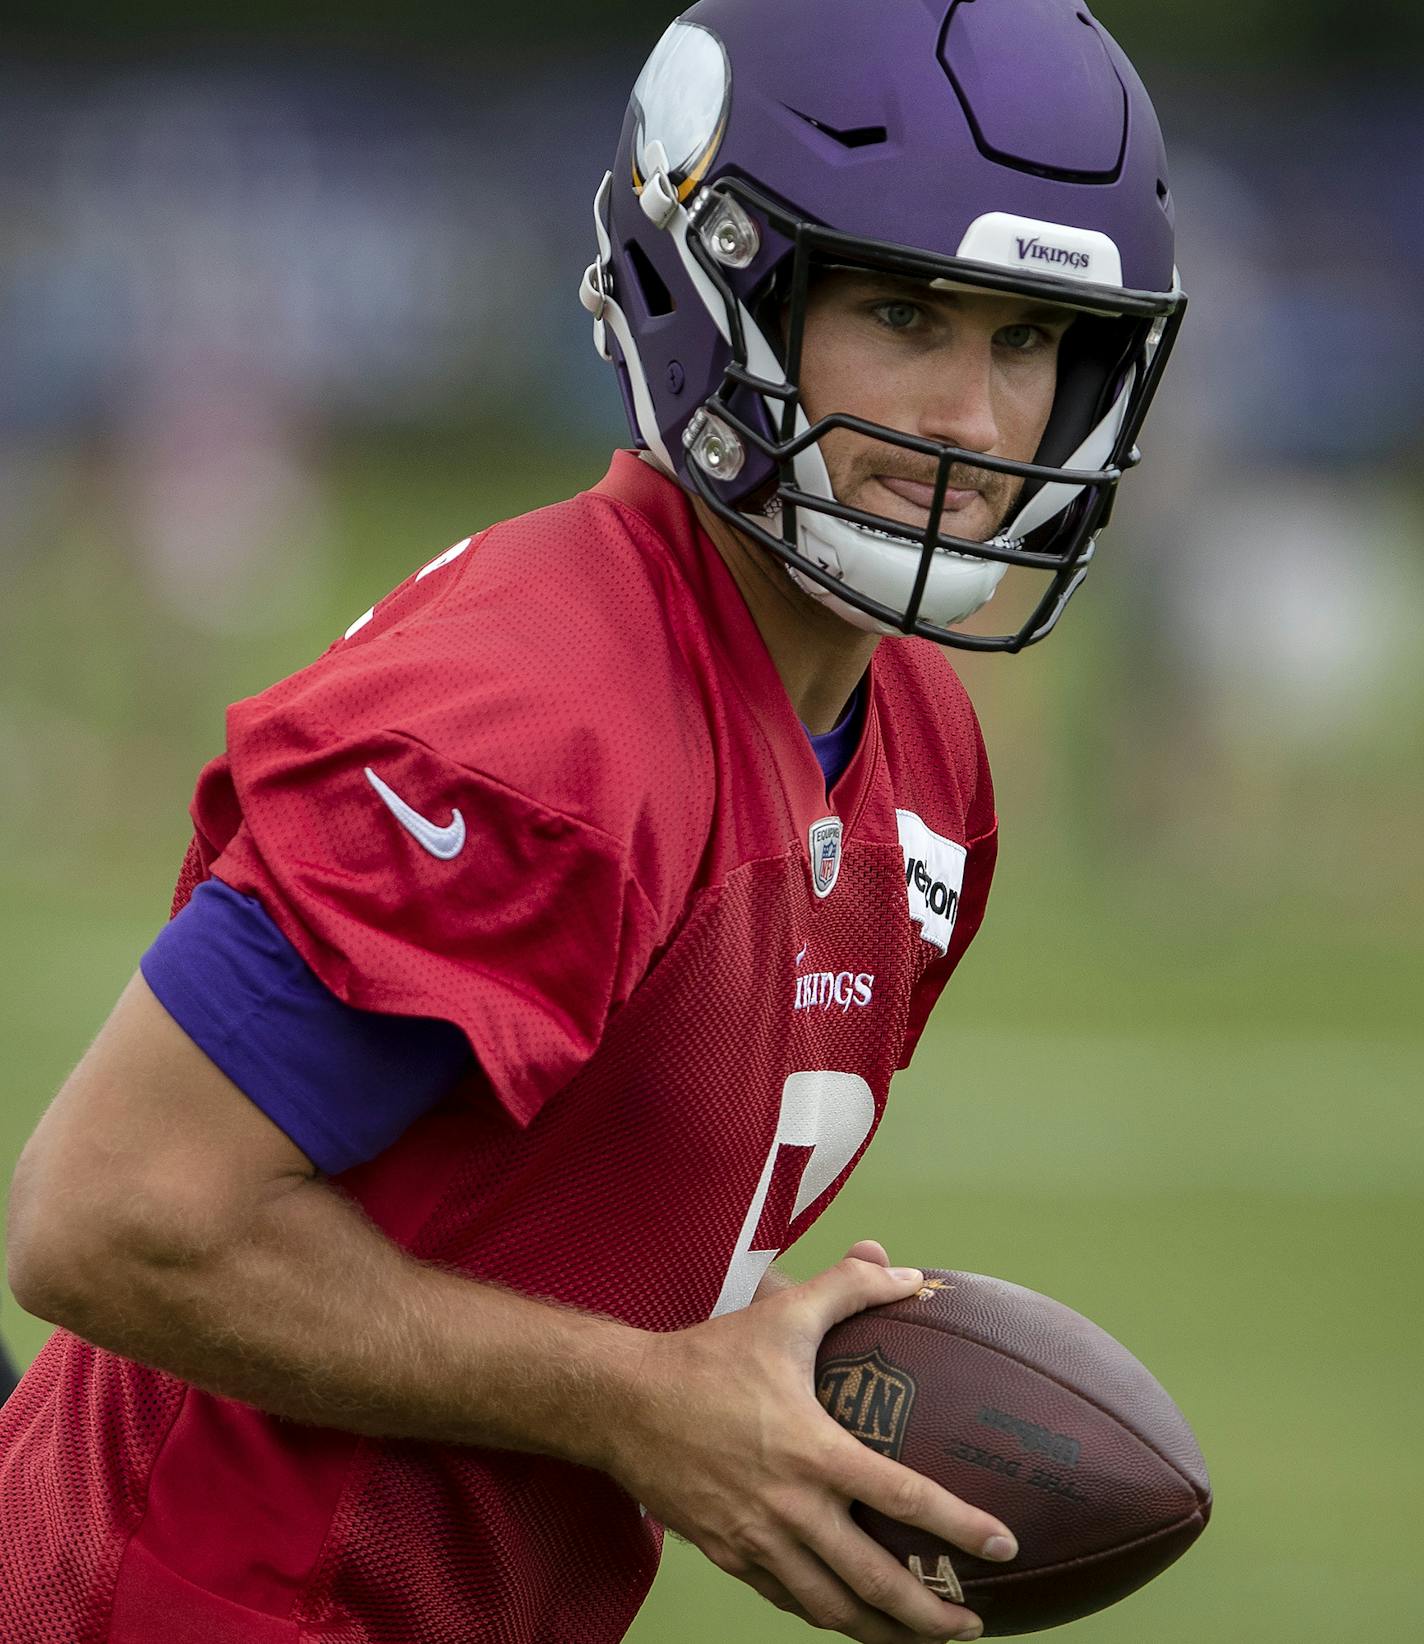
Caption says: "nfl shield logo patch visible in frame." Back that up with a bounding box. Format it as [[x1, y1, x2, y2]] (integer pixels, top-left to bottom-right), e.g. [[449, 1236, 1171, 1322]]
[[816, 1347, 917, 1459], [808, 816, 843, 899]]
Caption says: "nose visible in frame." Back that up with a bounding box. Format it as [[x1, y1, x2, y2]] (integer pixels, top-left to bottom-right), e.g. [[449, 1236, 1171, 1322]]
[[915, 337, 1000, 458]]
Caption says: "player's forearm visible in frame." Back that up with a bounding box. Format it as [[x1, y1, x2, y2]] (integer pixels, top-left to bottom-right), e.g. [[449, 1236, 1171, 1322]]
[[36, 1173, 647, 1470]]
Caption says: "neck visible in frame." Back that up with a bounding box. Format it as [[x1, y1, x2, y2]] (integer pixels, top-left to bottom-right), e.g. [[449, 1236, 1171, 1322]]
[[686, 491, 880, 734]]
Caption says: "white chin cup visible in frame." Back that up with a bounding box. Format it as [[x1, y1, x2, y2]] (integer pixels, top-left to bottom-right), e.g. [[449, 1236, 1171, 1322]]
[[783, 505, 1006, 635]]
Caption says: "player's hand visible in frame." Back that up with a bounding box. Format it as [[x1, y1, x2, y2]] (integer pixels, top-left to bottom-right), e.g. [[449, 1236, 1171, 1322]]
[[603, 1250, 1017, 1643]]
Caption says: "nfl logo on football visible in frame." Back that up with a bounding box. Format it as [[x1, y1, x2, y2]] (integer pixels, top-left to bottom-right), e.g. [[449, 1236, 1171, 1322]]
[[809, 817, 842, 899]]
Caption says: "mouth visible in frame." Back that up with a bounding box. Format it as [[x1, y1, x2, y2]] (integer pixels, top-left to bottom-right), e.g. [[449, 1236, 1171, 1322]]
[[874, 474, 982, 517]]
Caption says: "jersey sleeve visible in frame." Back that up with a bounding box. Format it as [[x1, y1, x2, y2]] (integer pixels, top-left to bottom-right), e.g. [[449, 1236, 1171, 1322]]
[[208, 746, 660, 1129], [194, 559, 674, 1127]]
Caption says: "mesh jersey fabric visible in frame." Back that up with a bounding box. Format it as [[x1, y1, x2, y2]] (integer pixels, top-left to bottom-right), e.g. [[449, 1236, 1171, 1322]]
[[0, 451, 997, 1644]]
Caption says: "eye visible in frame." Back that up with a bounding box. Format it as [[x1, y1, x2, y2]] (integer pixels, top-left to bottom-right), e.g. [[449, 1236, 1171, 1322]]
[[997, 323, 1048, 352], [869, 299, 925, 332]]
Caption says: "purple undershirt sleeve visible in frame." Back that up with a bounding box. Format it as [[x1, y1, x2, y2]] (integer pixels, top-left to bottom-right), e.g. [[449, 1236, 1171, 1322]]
[[139, 878, 472, 1175]]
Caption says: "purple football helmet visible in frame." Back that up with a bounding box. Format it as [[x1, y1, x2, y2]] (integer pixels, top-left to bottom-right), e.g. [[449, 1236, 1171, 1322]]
[[580, 0, 1185, 651]]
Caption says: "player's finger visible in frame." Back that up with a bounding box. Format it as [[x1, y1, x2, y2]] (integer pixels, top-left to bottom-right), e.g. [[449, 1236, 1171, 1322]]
[[757, 1540, 956, 1644], [804, 1510, 986, 1640], [845, 1238, 891, 1266], [790, 1256, 926, 1341], [738, 1566, 813, 1623], [837, 1443, 1017, 1565]]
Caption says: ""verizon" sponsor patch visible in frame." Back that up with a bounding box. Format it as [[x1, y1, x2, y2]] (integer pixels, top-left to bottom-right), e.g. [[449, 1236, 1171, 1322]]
[[895, 809, 967, 953]]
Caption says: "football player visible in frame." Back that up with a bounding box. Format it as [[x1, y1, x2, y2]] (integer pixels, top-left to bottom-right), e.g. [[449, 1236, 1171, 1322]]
[[1, 3, 1182, 1641]]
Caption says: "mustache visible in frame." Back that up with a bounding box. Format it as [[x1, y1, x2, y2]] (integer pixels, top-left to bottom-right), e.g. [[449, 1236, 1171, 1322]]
[[861, 454, 1013, 496]]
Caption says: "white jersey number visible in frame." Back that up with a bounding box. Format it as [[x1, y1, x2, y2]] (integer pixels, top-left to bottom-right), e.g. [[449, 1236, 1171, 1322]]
[[710, 1071, 876, 1317]]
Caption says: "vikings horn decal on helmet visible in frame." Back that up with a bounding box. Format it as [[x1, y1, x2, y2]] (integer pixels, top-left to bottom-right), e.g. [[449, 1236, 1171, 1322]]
[[629, 20, 731, 204], [581, 0, 1187, 652]]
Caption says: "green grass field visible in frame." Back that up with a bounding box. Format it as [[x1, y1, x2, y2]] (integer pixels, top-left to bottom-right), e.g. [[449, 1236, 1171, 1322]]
[[2, 439, 1421, 1640]]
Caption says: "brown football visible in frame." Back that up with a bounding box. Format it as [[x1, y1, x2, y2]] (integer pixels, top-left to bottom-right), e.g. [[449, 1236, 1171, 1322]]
[[815, 1270, 1211, 1636]]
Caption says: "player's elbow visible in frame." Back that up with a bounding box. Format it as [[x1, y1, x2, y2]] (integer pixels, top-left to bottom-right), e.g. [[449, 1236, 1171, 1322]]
[[7, 1157, 93, 1325], [7, 1131, 230, 1330], [6, 1134, 82, 1320], [6, 1221, 84, 1326], [10, 970, 317, 1334]]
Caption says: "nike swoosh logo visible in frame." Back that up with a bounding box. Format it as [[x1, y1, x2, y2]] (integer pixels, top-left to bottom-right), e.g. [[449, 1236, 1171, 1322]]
[[364, 766, 466, 860]]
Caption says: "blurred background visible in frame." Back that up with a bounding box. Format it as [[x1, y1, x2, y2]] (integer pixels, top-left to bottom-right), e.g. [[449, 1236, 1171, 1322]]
[[2, 1, 1421, 1638]]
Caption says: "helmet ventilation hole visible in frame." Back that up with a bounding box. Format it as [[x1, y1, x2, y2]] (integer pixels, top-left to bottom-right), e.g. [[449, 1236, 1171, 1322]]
[[625, 240, 676, 318], [785, 107, 889, 150]]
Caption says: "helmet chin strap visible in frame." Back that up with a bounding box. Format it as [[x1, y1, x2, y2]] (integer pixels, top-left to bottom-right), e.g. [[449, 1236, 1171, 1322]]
[[774, 437, 1008, 635]]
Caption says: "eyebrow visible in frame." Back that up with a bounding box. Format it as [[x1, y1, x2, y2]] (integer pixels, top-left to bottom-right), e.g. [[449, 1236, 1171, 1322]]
[[1005, 300, 1080, 325], [836, 270, 1079, 327], [926, 286, 1079, 327]]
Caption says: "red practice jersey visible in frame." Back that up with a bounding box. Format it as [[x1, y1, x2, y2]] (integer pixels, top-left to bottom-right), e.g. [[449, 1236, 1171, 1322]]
[[0, 453, 997, 1643]]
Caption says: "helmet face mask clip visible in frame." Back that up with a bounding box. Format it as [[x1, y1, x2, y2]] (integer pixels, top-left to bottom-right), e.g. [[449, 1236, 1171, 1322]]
[[590, 2, 1187, 653]]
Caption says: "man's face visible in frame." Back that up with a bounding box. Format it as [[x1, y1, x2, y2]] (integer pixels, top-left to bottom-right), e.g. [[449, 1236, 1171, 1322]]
[[795, 270, 1076, 544]]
